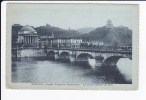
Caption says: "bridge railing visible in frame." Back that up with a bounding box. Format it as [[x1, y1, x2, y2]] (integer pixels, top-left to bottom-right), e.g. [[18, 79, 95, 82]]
[[12, 46, 132, 54]]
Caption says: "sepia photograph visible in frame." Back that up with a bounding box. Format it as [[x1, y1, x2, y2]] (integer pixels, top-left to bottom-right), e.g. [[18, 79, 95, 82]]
[[6, 3, 139, 90]]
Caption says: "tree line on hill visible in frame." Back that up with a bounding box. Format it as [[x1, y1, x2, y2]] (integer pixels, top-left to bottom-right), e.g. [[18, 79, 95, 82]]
[[81, 26, 132, 46]]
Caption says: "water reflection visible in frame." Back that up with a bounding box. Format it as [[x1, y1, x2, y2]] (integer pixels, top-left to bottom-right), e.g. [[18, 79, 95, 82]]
[[12, 57, 132, 84]]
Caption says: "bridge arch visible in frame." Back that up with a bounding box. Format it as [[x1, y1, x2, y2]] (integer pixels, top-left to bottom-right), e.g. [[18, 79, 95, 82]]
[[76, 53, 94, 60], [102, 55, 132, 83], [47, 50, 55, 54], [59, 51, 70, 62], [47, 50, 55, 60], [76, 53, 95, 68], [103, 55, 131, 66], [59, 50, 70, 55], [59, 51, 70, 57]]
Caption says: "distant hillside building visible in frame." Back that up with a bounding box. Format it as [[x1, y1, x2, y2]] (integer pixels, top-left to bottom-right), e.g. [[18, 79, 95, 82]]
[[106, 19, 113, 29], [17, 25, 38, 47]]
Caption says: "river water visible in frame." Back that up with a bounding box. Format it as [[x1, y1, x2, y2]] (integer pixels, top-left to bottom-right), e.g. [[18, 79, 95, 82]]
[[12, 58, 132, 84]]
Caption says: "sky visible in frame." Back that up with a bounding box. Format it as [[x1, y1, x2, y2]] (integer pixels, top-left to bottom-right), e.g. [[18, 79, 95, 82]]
[[7, 3, 138, 30]]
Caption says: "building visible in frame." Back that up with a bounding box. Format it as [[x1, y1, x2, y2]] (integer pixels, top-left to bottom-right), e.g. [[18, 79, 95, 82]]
[[82, 40, 104, 47], [50, 37, 82, 48], [12, 24, 23, 48], [38, 32, 55, 48], [17, 25, 38, 47], [106, 19, 113, 29]]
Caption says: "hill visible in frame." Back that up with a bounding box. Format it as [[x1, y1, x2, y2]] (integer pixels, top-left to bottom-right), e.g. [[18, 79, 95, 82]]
[[77, 27, 96, 34], [81, 26, 132, 46], [35, 24, 81, 38]]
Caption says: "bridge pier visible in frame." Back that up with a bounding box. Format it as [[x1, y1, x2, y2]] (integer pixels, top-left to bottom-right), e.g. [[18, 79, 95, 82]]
[[54, 52, 59, 61], [70, 54, 76, 65], [95, 56, 104, 67], [95, 60, 103, 67]]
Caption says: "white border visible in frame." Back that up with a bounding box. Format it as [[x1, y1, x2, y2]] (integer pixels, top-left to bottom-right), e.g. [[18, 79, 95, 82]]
[[1, 1, 146, 100]]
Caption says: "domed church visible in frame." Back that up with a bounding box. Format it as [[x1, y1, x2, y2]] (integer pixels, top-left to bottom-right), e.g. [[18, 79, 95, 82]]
[[17, 25, 38, 47]]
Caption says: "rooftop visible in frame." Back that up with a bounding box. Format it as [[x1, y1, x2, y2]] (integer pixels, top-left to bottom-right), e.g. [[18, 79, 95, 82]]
[[18, 25, 37, 34]]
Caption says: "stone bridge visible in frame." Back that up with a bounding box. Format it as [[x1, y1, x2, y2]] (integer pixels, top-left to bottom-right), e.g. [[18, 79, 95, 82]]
[[47, 47, 132, 67], [13, 47, 132, 67]]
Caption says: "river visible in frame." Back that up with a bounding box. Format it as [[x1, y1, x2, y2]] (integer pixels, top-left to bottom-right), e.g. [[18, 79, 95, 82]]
[[12, 58, 132, 84]]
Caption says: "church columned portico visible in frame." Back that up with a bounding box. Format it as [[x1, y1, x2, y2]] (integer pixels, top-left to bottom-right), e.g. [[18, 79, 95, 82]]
[[24, 35, 38, 45], [17, 25, 38, 47]]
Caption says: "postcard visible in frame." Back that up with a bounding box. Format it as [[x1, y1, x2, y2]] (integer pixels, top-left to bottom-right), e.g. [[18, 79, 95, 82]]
[[6, 3, 139, 90]]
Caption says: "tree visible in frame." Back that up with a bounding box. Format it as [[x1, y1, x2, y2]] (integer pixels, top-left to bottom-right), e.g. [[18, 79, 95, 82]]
[[89, 43, 93, 47]]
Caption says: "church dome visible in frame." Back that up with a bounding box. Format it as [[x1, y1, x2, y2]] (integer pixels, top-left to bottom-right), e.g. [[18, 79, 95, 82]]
[[18, 25, 37, 34]]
